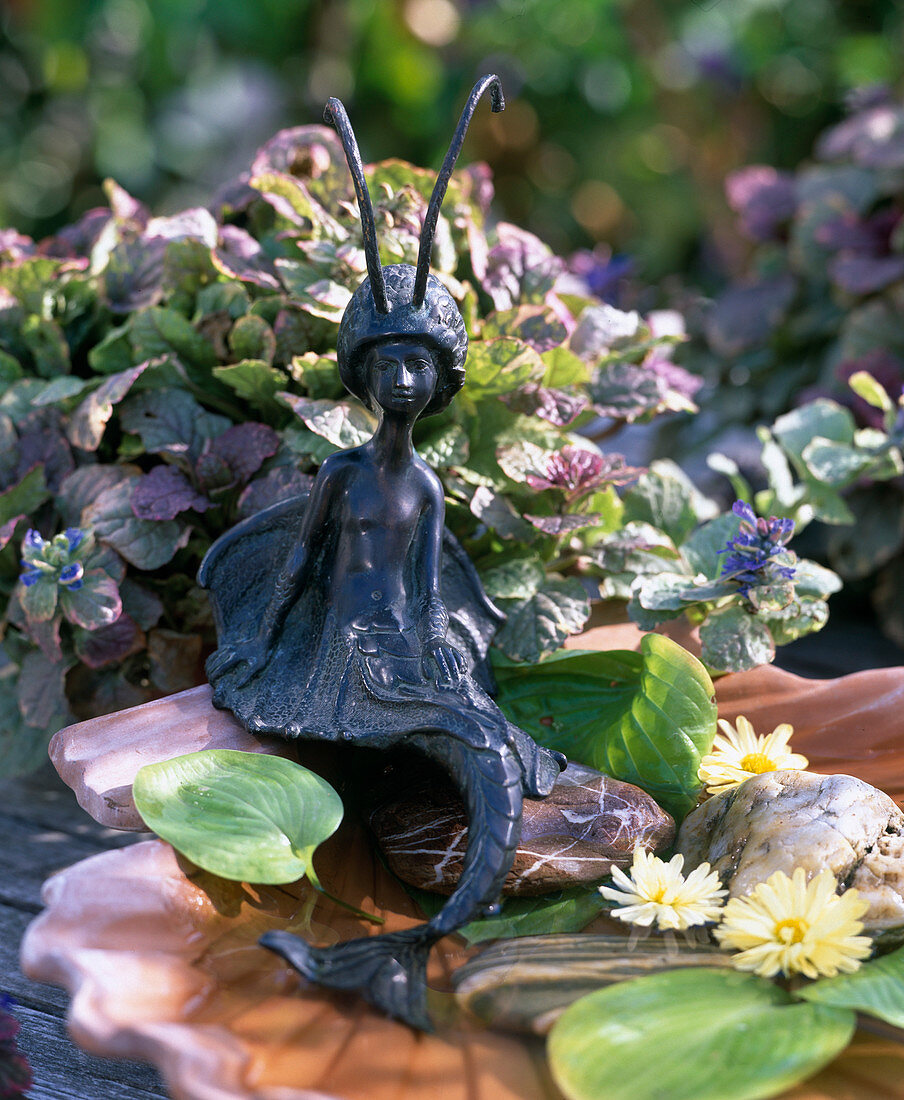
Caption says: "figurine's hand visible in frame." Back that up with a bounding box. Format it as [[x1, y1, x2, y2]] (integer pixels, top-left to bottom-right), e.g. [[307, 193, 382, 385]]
[[425, 641, 466, 687], [207, 638, 269, 687]]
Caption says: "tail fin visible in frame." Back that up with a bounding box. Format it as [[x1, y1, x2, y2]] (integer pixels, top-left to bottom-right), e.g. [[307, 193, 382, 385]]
[[260, 927, 437, 1032]]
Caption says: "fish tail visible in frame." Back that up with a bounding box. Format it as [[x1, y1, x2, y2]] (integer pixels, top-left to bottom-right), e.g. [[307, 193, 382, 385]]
[[259, 740, 524, 1030]]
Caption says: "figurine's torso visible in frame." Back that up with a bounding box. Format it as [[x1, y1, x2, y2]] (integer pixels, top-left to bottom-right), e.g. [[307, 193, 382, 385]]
[[315, 446, 443, 633]]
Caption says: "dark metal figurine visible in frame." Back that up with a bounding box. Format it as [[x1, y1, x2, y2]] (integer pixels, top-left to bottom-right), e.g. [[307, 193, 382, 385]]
[[199, 75, 565, 1031]]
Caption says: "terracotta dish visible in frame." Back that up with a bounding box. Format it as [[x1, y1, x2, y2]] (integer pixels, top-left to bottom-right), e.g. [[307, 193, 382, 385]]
[[21, 625, 904, 1099]]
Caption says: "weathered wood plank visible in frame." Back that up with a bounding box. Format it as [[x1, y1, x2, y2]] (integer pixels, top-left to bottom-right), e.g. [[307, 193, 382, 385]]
[[0, 764, 147, 843], [0, 902, 70, 1014], [0, 812, 136, 911], [13, 1003, 168, 1099]]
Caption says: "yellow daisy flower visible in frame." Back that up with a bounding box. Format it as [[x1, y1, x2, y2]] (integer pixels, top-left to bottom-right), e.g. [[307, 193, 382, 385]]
[[698, 715, 808, 795], [599, 849, 726, 932], [715, 868, 872, 979]]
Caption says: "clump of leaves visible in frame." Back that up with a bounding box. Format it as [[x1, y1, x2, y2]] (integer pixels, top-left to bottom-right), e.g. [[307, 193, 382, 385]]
[[0, 125, 832, 776], [698, 88, 904, 646]]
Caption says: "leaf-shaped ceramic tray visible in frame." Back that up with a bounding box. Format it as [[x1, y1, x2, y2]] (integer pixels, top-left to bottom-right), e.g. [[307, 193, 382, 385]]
[[21, 624, 904, 1100]]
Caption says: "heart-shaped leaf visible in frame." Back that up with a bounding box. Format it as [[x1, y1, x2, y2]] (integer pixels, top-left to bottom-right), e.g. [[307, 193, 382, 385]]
[[547, 969, 855, 1100], [133, 749, 344, 884], [495, 634, 716, 818], [798, 945, 904, 1027]]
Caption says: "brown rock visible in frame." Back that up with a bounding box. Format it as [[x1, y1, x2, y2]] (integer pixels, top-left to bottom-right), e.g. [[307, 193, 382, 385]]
[[370, 762, 675, 896]]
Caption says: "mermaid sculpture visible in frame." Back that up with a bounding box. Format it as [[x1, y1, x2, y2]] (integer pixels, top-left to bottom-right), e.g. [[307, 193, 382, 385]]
[[199, 75, 565, 1031]]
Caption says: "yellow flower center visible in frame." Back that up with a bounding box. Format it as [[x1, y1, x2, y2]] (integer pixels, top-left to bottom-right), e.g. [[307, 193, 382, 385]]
[[739, 752, 777, 774], [774, 917, 807, 944], [648, 887, 667, 903]]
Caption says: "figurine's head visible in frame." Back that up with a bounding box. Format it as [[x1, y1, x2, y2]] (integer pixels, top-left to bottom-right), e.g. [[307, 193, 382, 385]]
[[337, 264, 466, 418], [325, 77, 502, 419]]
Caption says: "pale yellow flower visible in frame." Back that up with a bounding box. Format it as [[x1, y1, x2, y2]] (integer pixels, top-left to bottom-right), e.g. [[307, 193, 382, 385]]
[[698, 715, 808, 795], [715, 868, 872, 979], [599, 849, 726, 932]]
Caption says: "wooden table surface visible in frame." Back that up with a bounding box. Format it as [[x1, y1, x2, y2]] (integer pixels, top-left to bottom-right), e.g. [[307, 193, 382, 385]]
[[4, 614, 904, 1100], [1, 765, 167, 1099]]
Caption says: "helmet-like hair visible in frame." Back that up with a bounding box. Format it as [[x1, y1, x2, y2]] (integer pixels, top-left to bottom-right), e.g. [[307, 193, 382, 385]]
[[324, 76, 503, 418], [337, 265, 467, 418]]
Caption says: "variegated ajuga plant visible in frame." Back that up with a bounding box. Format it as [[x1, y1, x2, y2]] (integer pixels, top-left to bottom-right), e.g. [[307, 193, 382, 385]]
[[0, 124, 838, 775]]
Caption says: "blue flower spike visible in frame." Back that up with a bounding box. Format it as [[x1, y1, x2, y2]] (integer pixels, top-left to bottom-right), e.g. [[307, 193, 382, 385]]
[[719, 501, 797, 598], [18, 526, 89, 591]]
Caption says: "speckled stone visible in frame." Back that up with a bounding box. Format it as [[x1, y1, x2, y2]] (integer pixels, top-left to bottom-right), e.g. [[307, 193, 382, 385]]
[[370, 762, 675, 896], [676, 769, 904, 938]]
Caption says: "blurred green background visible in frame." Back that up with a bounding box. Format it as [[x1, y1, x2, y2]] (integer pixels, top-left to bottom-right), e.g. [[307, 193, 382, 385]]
[[2, 0, 901, 288]]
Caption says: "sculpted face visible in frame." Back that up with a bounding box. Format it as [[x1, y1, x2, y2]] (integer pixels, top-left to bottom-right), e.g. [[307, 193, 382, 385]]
[[366, 340, 437, 418]]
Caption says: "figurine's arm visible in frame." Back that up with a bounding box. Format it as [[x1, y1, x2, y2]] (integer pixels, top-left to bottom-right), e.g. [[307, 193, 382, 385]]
[[418, 478, 466, 687], [207, 461, 339, 685]]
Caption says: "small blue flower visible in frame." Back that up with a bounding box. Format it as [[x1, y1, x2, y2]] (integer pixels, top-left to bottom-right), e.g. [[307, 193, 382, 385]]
[[59, 562, 84, 587], [19, 566, 42, 588], [22, 529, 48, 559], [64, 527, 84, 553], [719, 501, 796, 598]]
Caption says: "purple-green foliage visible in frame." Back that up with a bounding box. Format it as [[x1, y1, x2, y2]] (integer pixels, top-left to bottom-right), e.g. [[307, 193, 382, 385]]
[[0, 124, 837, 768], [0, 123, 705, 775], [702, 88, 904, 644]]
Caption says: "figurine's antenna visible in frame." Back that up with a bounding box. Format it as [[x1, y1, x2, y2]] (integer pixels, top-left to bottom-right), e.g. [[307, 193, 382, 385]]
[[412, 74, 504, 310], [323, 97, 389, 314]]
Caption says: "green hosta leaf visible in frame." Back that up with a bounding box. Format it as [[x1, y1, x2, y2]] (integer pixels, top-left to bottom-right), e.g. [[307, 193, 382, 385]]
[[278, 393, 378, 448], [495, 634, 716, 819], [133, 749, 344, 884], [493, 578, 590, 663], [463, 338, 544, 400], [213, 359, 288, 420], [700, 604, 775, 672], [547, 969, 855, 1100], [0, 466, 48, 527], [59, 571, 122, 631], [479, 555, 546, 601], [459, 888, 607, 944], [798, 946, 904, 1027]]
